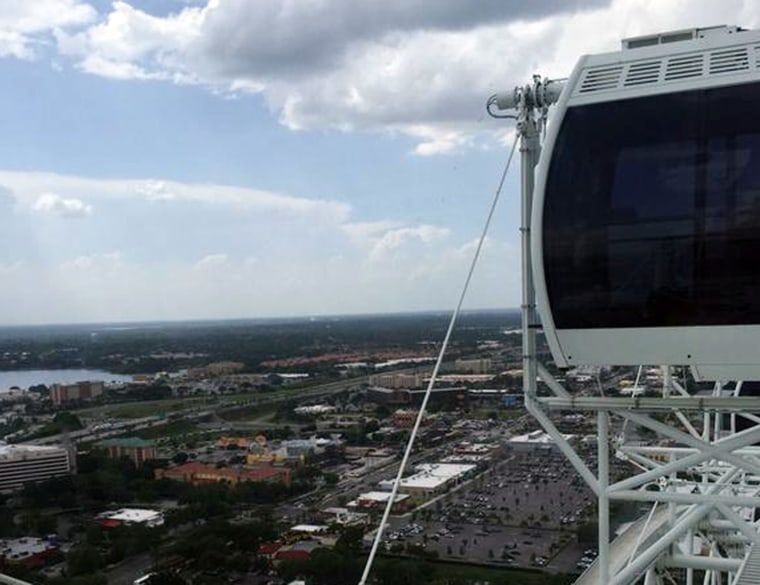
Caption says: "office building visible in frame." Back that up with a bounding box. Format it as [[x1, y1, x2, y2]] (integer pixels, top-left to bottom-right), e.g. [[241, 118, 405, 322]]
[[0, 444, 72, 492]]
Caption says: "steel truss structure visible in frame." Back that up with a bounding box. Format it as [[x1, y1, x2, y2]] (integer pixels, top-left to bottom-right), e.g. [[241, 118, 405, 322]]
[[490, 76, 760, 585]]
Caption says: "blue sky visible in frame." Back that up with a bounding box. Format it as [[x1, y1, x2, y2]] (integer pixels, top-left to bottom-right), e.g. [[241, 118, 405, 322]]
[[0, 0, 754, 324]]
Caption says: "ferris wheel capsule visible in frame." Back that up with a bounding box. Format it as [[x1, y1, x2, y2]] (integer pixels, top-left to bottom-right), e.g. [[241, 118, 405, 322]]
[[530, 25, 760, 380]]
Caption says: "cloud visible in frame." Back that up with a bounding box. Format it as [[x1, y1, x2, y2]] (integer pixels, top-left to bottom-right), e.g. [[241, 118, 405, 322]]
[[0, 0, 745, 153], [0, 0, 96, 60], [367, 224, 451, 265], [49, 0, 612, 153], [9, 1, 760, 153], [0, 171, 350, 221], [0, 168, 516, 324], [61, 252, 122, 271], [0, 260, 24, 276], [32, 192, 93, 217], [137, 180, 176, 201], [193, 253, 228, 269]]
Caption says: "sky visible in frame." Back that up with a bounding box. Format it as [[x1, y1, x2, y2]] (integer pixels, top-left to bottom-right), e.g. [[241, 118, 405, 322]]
[[0, 0, 757, 325]]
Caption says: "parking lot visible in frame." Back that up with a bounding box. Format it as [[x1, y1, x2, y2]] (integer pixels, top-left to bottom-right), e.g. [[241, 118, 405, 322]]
[[383, 447, 597, 573]]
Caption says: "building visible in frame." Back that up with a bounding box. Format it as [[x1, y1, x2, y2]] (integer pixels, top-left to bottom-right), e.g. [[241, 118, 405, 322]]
[[392, 409, 430, 429], [97, 508, 164, 528], [443, 441, 500, 464], [293, 405, 336, 416], [347, 491, 412, 513], [156, 461, 291, 486], [50, 381, 104, 405], [0, 537, 59, 569], [367, 385, 465, 406], [368, 373, 423, 389], [454, 358, 493, 374], [396, 463, 476, 501], [0, 444, 72, 492], [97, 437, 157, 466], [507, 430, 577, 452], [320, 507, 369, 526], [217, 436, 254, 450]]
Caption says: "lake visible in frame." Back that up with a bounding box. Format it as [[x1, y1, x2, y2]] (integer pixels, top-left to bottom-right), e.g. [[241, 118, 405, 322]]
[[0, 369, 134, 391]]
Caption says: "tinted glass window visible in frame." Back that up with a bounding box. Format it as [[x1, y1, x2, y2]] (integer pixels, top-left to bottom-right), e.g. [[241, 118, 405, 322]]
[[544, 81, 760, 329]]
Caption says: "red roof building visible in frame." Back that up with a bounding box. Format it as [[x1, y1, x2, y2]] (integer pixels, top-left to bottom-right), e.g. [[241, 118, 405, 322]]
[[156, 462, 290, 486]]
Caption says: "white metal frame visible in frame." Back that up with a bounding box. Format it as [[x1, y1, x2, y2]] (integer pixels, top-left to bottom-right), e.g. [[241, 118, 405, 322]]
[[489, 25, 760, 585]]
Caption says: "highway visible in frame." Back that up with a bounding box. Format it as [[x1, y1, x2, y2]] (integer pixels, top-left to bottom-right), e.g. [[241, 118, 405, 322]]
[[20, 370, 389, 446]]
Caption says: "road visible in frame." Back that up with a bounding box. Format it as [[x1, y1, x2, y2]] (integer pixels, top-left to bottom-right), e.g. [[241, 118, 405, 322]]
[[106, 552, 153, 585], [20, 371, 392, 446]]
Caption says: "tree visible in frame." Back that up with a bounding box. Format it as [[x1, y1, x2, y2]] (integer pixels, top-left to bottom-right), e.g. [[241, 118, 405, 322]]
[[67, 545, 104, 576], [53, 411, 83, 431], [375, 559, 429, 585], [173, 452, 189, 464], [335, 526, 364, 556]]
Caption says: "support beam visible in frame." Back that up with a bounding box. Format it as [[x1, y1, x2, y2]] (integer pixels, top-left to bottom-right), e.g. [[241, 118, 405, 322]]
[[619, 411, 760, 479], [538, 396, 760, 412], [608, 504, 714, 585], [715, 503, 760, 546], [610, 490, 759, 508], [524, 396, 600, 495], [666, 554, 742, 571], [599, 410, 610, 585]]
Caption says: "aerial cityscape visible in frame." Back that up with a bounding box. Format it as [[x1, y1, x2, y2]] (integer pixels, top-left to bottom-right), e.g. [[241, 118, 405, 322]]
[[3, 2, 760, 585], [0, 311, 632, 585]]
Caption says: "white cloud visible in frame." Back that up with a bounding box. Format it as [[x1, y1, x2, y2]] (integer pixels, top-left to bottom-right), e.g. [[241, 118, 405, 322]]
[[7, 1, 760, 153], [0, 260, 24, 276], [193, 253, 228, 269], [341, 220, 403, 247], [0, 0, 95, 60], [32, 192, 93, 218], [0, 168, 516, 324], [0, 171, 349, 221], [0, 0, 744, 153], [137, 180, 176, 201], [62, 252, 122, 271], [367, 224, 451, 265]]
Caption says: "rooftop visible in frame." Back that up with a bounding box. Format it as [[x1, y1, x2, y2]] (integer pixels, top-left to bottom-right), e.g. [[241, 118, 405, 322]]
[[509, 430, 576, 444], [399, 463, 476, 489], [0, 444, 67, 461], [289, 524, 328, 533], [99, 508, 164, 525], [98, 437, 156, 448], [354, 491, 410, 503], [0, 537, 56, 560]]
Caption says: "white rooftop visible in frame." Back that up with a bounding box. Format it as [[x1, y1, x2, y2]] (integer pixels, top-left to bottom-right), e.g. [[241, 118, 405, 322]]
[[355, 491, 410, 503], [100, 508, 164, 525], [290, 524, 328, 533], [0, 444, 67, 461], [399, 463, 476, 490], [509, 430, 575, 444]]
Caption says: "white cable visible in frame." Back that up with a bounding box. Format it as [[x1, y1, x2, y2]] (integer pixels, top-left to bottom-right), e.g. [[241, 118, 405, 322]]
[[357, 134, 520, 585]]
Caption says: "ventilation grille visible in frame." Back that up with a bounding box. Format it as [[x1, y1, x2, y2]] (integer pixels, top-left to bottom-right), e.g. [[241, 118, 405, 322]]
[[709, 47, 750, 74], [623, 61, 661, 86], [665, 54, 704, 80], [578, 66, 623, 93], [577, 44, 758, 96]]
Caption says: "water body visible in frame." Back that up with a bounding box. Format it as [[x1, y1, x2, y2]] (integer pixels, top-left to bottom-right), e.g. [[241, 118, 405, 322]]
[[0, 369, 134, 392]]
